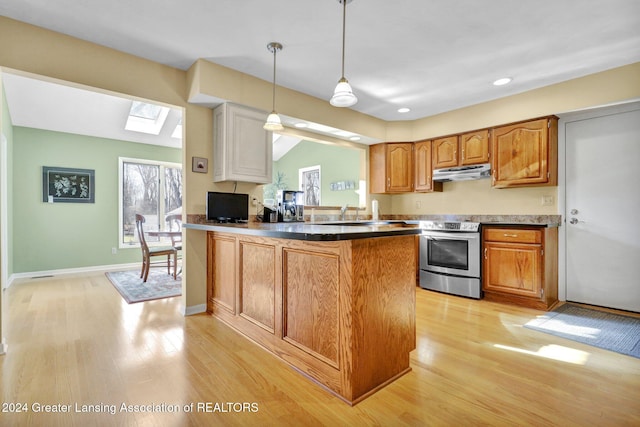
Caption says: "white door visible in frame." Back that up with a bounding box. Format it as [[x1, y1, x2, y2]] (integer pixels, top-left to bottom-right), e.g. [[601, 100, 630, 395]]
[[564, 103, 640, 312]]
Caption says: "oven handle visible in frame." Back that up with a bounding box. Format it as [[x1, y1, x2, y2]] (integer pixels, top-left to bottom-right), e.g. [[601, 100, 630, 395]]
[[422, 232, 479, 240]]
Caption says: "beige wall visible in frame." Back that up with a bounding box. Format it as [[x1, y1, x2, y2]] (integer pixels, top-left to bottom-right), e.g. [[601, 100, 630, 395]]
[[0, 17, 210, 310], [189, 60, 640, 217], [2, 16, 640, 311], [392, 63, 640, 215]]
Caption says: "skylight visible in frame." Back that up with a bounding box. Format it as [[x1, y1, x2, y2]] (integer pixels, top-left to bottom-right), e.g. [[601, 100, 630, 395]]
[[125, 101, 170, 135], [171, 118, 183, 139]]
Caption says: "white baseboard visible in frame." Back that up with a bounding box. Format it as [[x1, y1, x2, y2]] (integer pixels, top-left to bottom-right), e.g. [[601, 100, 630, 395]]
[[8, 263, 140, 286], [183, 304, 206, 316]]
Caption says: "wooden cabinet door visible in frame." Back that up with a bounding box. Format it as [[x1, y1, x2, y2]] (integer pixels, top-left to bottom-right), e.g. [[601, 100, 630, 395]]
[[386, 143, 413, 192], [483, 241, 542, 299], [460, 130, 490, 165], [369, 143, 387, 194], [208, 232, 237, 314], [491, 118, 557, 188], [239, 240, 276, 333], [414, 140, 434, 192], [213, 103, 272, 184], [432, 136, 459, 169]]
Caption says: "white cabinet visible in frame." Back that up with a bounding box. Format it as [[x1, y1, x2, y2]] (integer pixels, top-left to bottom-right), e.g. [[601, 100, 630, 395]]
[[213, 103, 272, 184]]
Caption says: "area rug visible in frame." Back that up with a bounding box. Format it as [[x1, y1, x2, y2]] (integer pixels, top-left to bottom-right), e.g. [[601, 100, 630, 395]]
[[106, 269, 181, 303], [524, 304, 640, 359]]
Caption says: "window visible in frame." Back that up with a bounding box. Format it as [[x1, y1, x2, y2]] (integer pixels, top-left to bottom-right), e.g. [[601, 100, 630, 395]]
[[124, 101, 170, 135], [119, 157, 182, 248]]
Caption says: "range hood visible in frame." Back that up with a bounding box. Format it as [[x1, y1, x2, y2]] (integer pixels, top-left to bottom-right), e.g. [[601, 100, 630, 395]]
[[433, 163, 491, 182]]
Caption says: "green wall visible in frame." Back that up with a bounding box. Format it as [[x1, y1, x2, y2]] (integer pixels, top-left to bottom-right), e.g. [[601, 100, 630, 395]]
[[12, 127, 181, 273], [274, 140, 362, 207]]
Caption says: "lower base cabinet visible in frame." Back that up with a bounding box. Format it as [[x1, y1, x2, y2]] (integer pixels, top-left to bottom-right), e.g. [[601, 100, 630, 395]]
[[206, 231, 416, 404], [482, 226, 558, 310]]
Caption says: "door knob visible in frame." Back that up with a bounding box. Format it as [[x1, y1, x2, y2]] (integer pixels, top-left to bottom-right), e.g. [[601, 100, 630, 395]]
[[569, 217, 586, 225], [570, 209, 579, 215]]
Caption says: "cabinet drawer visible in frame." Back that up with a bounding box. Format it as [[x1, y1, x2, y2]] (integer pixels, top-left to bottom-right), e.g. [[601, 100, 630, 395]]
[[483, 228, 541, 244]]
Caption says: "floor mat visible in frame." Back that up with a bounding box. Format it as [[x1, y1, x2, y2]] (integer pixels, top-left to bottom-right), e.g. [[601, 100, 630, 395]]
[[524, 304, 640, 359], [106, 269, 181, 303]]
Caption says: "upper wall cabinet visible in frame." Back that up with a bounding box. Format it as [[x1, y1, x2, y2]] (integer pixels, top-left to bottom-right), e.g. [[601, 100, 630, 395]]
[[460, 129, 490, 166], [491, 117, 558, 188], [414, 140, 443, 193], [370, 141, 442, 194], [432, 136, 459, 169], [433, 130, 490, 169], [370, 142, 414, 193], [213, 103, 272, 184]]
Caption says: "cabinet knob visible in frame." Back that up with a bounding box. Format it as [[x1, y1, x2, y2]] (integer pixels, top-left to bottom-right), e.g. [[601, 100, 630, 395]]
[[503, 233, 518, 238], [484, 248, 488, 259]]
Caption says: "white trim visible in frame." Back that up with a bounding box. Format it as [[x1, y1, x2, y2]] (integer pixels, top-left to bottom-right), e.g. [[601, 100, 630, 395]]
[[183, 304, 206, 316], [1, 132, 8, 290], [9, 262, 140, 285]]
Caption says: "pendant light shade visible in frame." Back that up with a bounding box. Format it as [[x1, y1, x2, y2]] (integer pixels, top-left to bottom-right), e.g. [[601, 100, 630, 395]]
[[264, 111, 283, 130], [264, 42, 284, 131], [330, 0, 357, 107]]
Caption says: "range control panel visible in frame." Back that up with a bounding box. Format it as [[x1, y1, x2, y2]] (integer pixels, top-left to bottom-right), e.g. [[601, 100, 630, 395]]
[[419, 221, 480, 232]]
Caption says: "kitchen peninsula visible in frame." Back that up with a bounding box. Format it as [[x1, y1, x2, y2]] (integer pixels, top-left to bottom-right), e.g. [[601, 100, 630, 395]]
[[184, 218, 421, 405]]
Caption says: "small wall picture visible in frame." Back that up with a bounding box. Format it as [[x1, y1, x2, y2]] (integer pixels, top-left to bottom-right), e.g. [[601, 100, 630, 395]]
[[192, 157, 208, 173], [42, 166, 95, 203]]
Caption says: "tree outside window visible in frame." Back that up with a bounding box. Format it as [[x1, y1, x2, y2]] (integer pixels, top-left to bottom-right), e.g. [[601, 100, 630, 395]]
[[120, 158, 182, 246]]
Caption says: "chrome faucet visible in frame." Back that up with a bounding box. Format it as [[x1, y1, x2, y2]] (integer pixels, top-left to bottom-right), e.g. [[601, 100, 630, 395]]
[[340, 204, 349, 221]]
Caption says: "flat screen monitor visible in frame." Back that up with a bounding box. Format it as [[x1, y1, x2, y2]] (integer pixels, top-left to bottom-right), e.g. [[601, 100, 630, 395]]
[[206, 192, 249, 222]]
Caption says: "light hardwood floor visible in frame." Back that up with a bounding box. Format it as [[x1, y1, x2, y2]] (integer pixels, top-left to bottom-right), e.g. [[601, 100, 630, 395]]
[[1, 272, 639, 426]]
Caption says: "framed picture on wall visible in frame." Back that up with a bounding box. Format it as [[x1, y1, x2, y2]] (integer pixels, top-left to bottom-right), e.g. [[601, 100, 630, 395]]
[[192, 156, 208, 173], [299, 165, 321, 206], [42, 166, 95, 203]]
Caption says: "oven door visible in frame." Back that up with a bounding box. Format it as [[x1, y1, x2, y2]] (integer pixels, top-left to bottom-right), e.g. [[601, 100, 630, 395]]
[[419, 231, 481, 278]]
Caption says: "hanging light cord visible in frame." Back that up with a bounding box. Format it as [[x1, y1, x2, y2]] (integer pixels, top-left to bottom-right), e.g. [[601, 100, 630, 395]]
[[340, 0, 347, 79], [271, 47, 277, 111]]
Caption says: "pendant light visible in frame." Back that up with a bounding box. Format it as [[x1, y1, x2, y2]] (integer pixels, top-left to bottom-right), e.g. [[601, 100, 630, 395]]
[[264, 42, 284, 131], [330, 0, 357, 107]]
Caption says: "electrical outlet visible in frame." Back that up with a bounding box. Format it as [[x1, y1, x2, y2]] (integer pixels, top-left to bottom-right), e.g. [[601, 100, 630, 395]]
[[415, 200, 422, 209], [541, 195, 554, 206], [111, 247, 117, 255]]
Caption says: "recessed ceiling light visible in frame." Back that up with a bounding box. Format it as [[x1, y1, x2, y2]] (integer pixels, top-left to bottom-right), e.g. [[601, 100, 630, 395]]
[[493, 77, 512, 86], [350, 136, 361, 141], [294, 122, 308, 128], [397, 107, 410, 113]]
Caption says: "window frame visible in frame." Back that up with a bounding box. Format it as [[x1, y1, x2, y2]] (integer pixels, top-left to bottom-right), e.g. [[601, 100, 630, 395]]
[[118, 156, 182, 249]]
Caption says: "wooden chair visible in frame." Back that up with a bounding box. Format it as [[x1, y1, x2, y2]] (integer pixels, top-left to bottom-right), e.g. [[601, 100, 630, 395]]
[[165, 214, 182, 251], [135, 214, 177, 282]]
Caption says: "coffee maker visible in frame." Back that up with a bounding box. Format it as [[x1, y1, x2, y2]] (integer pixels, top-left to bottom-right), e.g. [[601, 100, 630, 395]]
[[277, 190, 304, 222]]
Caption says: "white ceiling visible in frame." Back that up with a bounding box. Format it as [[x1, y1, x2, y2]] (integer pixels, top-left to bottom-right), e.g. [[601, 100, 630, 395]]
[[1, 0, 639, 135], [2, 73, 183, 148]]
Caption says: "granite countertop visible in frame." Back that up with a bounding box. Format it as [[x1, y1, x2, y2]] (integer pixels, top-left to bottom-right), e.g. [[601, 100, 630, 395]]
[[388, 214, 562, 227], [184, 216, 422, 241], [184, 214, 561, 241]]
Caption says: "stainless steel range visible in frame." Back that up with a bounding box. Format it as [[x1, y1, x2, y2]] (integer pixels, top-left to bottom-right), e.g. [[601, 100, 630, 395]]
[[418, 221, 482, 299]]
